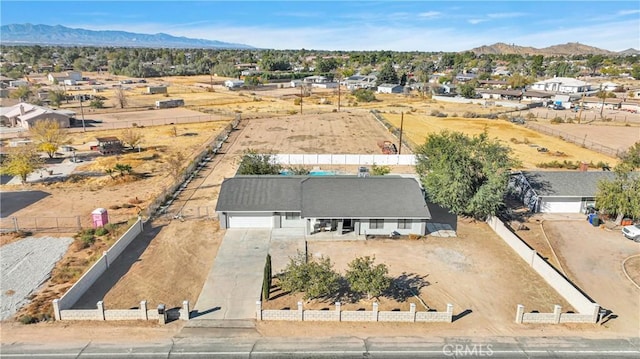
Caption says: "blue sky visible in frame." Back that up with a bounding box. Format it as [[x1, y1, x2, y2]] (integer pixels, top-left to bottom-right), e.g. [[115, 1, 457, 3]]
[[2, 1, 639, 51]]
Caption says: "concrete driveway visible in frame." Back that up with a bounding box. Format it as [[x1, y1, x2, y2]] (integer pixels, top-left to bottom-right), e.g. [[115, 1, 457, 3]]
[[543, 220, 640, 336], [191, 229, 271, 322]]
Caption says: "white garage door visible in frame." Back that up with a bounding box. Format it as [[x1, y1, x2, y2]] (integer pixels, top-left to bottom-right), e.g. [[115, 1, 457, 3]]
[[539, 197, 582, 213], [228, 214, 273, 228]]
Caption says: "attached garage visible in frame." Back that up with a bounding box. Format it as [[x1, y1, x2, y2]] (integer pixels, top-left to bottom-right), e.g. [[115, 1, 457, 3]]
[[227, 213, 274, 228], [510, 171, 619, 214], [538, 197, 582, 213]]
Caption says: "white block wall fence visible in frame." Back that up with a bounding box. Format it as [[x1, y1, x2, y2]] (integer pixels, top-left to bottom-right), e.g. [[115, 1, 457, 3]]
[[273, 154, 416, 166], [54, 300, 190, 322], [52, 219, 144, 317], [256, 301, 455, 323], [486, 216, 600, 324]]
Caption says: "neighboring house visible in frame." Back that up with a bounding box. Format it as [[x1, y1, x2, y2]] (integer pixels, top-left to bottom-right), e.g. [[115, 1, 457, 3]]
[[509, 171, 619, 213], [599, 82, 621, 92], [530, 77, 591, 94], [47, 71, 82, 84], [478, 80, 508, 88], [521, 90, 553, 102], [455, 73, 477, 82], [341, 74, 377, 90], [377, 84, 403, 94], [477, 89, 522, 100], [303, 75, 329, 84], [0, 102, 71, 129], [224, 79, 245, 89], [216, 176, 432, 236], [92, 136, 123, 155], [9, 80, 28, 87], [580, 97, 623, 110], [440, 83, 456, 95]]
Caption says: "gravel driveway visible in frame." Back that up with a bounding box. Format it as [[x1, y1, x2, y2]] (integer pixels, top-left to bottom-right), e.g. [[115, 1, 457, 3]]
[[0, 236, 73, 320]]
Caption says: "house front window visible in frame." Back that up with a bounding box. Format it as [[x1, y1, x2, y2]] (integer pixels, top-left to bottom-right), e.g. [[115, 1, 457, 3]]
[[398, 219, 411, 229], [370, 219, 384, 229], [285, 212, 300, 220]]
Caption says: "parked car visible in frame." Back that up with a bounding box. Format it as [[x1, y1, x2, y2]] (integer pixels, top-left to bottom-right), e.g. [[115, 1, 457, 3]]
[[622, 223, 640, 241]]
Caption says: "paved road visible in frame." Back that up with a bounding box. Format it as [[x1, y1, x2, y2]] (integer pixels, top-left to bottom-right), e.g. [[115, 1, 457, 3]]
[[190, 229, 271, 321], [0, 190, 50, 218], [1, 336, 639, 358]]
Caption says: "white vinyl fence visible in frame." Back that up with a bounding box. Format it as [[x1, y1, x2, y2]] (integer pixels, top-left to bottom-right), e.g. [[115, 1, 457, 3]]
[[273, 154, 416, 166]]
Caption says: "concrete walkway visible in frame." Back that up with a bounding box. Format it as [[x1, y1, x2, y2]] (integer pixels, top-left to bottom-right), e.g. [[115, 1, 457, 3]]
[[190, 229, 271, 322]]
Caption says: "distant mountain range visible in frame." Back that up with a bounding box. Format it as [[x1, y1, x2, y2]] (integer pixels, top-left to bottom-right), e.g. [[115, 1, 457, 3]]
[[0, 24, 254, 49], [469, 42, 639, 56]]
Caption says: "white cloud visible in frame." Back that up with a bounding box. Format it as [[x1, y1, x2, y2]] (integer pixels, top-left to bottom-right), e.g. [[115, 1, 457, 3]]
[[487, 12, 526, 19], [618, 9, 640, 16], [418, 11, 441, 18], [468, 19, 487, 25]]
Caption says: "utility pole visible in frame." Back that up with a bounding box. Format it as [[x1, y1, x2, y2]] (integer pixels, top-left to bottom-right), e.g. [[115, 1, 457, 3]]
[[79, 96, 86, 132], [398, 112, 404, 155], [337, 79, 341, 112], [300, 84, 303, 114]]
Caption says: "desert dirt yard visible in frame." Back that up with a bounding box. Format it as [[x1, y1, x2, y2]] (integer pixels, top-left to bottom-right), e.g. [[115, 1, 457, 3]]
[[264, 220, 573, 325], [2, 73, 637, 340]]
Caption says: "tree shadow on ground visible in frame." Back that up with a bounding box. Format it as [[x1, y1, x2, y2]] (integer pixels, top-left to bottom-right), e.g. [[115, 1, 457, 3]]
[[385, 272, 430, 302]]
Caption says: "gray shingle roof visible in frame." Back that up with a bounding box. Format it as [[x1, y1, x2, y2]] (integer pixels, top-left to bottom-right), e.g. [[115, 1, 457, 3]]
[[216, 176, 431, 219], [522, 171, 618, 197], [215, 176, 302, 212]]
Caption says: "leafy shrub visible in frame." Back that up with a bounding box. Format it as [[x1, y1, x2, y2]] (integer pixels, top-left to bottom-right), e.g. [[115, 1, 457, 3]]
[[462, 111, 478, 118], [430, 109, 441, 116], [95, 227, 109, 236], [80, 233, 95, 246], [550, 117, 564, 124], [19, 315, 35, 325], [353, 89, 376, 102], [287, 110, 298, 115], [484, 113, 498, 119]]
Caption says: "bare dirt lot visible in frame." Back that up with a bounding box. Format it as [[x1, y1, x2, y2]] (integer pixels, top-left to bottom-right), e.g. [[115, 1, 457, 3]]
[[542, 220, 640, 336], [263, 220, 573, 333], [528, 122, 640, 152]]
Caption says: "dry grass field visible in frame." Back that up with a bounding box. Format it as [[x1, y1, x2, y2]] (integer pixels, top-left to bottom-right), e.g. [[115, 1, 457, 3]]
[[380, 112, 619, 168]]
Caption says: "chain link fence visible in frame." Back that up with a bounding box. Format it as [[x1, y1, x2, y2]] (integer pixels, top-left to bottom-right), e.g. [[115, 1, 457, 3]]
[[0, 214, 134, 234], [145, 114, 241, 219], [526, 123, 624, 158]]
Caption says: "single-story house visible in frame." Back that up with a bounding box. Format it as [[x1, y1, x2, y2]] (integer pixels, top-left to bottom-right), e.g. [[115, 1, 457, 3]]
[[477, 89, 522, 100], [509, 171, 619, 213], [0, 102, 71, 129], [9, 80, 28, 88], [47, 71, 82, 84], [216, 176, 432, 236], [521, 90, 554, 102], [455, 73, 477, 82], [530, 77, 591, 94], [377, 84, 403, 94]]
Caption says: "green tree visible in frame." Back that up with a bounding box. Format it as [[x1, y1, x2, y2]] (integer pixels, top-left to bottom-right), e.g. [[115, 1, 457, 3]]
[[507, 73, 532, 89], [0, 144, 44, 183], [415, 130, 518, 219], [631, 64, 640, 80], [345, 256, 391, 300], [458, 82, 476, 99], [89, 98, 105, 109], [315, 57, 339, 73], [619, 142, 640, 169], [376, 61, 399, 86], [262, 254, 272, 301], [113, 163, 132, 177], [587, 55, 604, 75], [30, 119, 69, 159], [11, 85, 32, 102], [371, 163, 391, 176], [595, 165, 640, 220], [287, 166, 310, 175], [596, 90, 617, 118], [279, 251, 340, 300], [353, 89, 376, 102], [237, 150, 282, 175], [48, 89, 66, 108]]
